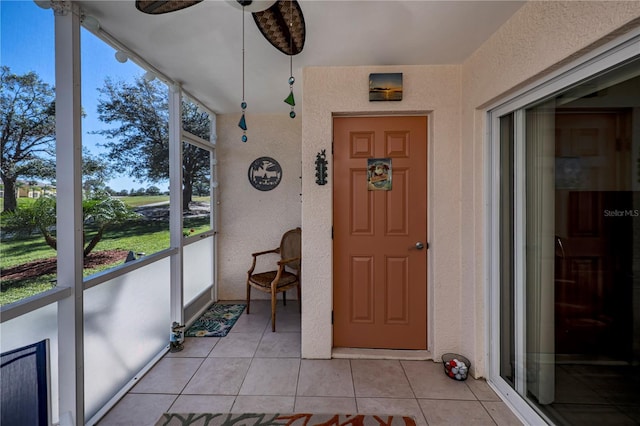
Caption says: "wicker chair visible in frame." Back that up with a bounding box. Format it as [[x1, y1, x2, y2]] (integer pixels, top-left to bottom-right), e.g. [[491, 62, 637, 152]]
[[246, 227, 301, 332]]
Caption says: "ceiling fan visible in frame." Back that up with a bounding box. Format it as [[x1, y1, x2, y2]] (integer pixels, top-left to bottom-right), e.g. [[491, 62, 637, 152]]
[[134, 0, 305, 55]]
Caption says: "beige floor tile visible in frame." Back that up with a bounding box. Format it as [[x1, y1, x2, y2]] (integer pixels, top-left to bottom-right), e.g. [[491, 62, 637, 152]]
[[466, 378, 502, 402], [255, 332, 301, 358], [208, 333, 262, 358], [419, 399, 496, 426], [239, 358, 301, 396], [165, 337, 219, 358], [272, 312, 301, 332], [481, 402, 524, 426], [229, 312, 270, 334], [401, 360, 476, 400], [294, 396, 357, 413], [97, 393, 176, 426], [182, 358, 252, 395], [231, 396, 296, 413], [356, 398, 428, 426], [351, 360, 414, 398], [131, 357, 203, 394], [245, 299, 272, 315], [297, 359, 354, 397], [169, 395, 236, 413]]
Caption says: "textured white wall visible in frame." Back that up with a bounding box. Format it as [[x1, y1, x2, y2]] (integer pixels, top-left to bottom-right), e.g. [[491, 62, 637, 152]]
[[213, 1, 640, 373], [301, 65, 462, 359], [216, 114, 302, 300], [459, 2, 640, 376], [300, 1, 640, 369]]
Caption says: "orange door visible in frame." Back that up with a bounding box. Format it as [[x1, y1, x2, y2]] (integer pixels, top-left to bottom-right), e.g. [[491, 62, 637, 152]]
[[333, 116, 428, 349]]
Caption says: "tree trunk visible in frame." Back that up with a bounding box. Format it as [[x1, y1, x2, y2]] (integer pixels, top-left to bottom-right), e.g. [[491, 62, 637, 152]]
[[2, 178, 18, 212], [41, 228, 58, 251], [183, 182, 193, 211], [84, 226, 105, 257]]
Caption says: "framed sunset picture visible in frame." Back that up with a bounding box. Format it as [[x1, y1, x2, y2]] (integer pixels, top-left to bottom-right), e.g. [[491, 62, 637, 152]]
[[369, 73, 403, 101]]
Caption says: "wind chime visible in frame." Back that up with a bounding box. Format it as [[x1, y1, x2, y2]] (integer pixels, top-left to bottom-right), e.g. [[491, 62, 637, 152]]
[[238, 4, 248, 142], [236, 0, 306, 141], [283, 0, 296, 119]]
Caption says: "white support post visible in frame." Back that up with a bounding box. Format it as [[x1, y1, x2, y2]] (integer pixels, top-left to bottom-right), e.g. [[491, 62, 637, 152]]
[[210, 114, 218, 302], [55, 3, 84, 425], [169, 85, 184, 331]]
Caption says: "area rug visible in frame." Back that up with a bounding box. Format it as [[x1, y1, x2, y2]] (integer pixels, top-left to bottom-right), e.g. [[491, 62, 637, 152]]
[[155, 413, 416, 426], [184, 304, 246, 337]]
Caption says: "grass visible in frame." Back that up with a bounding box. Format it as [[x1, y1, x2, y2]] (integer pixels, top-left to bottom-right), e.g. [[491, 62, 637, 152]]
[[0, 212, 210, 306], [116, 195, 169, 208]]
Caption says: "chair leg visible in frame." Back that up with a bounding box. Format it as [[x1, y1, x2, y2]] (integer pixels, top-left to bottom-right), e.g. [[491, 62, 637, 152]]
[[246, 282, 251, 314], [297, 284, 301, 313], [271, 287, 277, 332], [283, 290, 287, 306]]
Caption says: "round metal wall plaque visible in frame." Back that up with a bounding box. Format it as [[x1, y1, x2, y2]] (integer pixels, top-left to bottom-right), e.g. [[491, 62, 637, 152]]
[[248, 157, 282, 191]]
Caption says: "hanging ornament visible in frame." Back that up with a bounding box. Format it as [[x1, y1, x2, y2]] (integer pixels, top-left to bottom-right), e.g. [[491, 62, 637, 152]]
[[239, 6, 248, 142], [284, 73, 295, 118], [284, 0, 296, 119]]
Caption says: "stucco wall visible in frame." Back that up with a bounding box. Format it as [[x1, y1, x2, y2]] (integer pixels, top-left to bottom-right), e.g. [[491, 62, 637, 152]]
[[301, 65, 462, 359], [459, 1, 640, 376], [216, 114, 302, 300], [299, 1, 640, 372], [214, 1, 640, 375]]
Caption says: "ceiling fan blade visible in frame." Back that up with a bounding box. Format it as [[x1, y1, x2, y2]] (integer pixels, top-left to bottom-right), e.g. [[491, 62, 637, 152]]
[[252, 0, 305, 55], [135, 1, 203, 15]]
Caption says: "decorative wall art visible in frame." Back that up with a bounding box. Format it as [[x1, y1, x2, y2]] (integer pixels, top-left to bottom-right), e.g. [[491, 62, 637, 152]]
[[315, 149, 328, 185], [367, 158, 392, 191], [248, 157, 283, 191], [369, 73, 403, 101]]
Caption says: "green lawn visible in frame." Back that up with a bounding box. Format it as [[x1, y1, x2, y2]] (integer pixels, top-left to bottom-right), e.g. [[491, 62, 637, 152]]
[[0, 197, 37, 211], [0, 213, 210, 306], [116, 195, 169, 207]]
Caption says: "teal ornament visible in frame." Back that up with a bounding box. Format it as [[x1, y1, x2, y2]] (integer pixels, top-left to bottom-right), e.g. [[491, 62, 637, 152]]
[[288, 76, 295, 85], [238, 114, 247, 131], [241, 101, 247, 109], [242, 134, 247, 143], [284, 91, 295, 106], [289, 110, 296, 118]]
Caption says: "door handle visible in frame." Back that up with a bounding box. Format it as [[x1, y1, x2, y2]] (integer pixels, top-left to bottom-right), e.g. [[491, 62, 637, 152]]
[[415, 242, 425, 250]]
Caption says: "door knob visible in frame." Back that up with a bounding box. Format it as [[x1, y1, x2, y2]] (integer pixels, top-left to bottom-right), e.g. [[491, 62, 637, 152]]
[[415, 242, 425, 250]]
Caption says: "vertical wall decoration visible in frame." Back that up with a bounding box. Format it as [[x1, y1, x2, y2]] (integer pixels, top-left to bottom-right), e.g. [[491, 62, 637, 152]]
[[315, 149, 328, 185]]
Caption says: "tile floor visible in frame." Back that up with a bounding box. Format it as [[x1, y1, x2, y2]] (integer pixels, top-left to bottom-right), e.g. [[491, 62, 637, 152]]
[[98, 300, 523, 426]]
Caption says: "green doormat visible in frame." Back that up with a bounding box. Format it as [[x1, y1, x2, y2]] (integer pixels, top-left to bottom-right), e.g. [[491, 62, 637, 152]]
[[185, 304, 246, 337]]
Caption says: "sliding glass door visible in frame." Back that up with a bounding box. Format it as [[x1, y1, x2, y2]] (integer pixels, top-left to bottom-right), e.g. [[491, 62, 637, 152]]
[[492, 56, 640, 425]]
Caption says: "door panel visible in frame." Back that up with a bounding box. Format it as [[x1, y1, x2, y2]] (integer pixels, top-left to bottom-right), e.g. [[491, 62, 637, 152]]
[[333, 116, 427, 350]]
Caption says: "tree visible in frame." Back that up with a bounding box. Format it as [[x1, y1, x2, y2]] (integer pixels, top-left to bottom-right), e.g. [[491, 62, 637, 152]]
[[0, 67, 56, 212], [146, 185, 160, 195], [93, 77, 210, 210], [3, 191, 140, 258], [82, 148, 113, 194]]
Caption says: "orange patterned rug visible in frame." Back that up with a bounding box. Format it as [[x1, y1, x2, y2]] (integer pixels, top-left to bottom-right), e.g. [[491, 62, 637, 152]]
[[155, 413, 416, 426]]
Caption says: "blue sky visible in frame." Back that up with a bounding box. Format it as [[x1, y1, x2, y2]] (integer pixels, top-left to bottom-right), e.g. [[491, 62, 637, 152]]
[[1, 0, 162, 192]]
